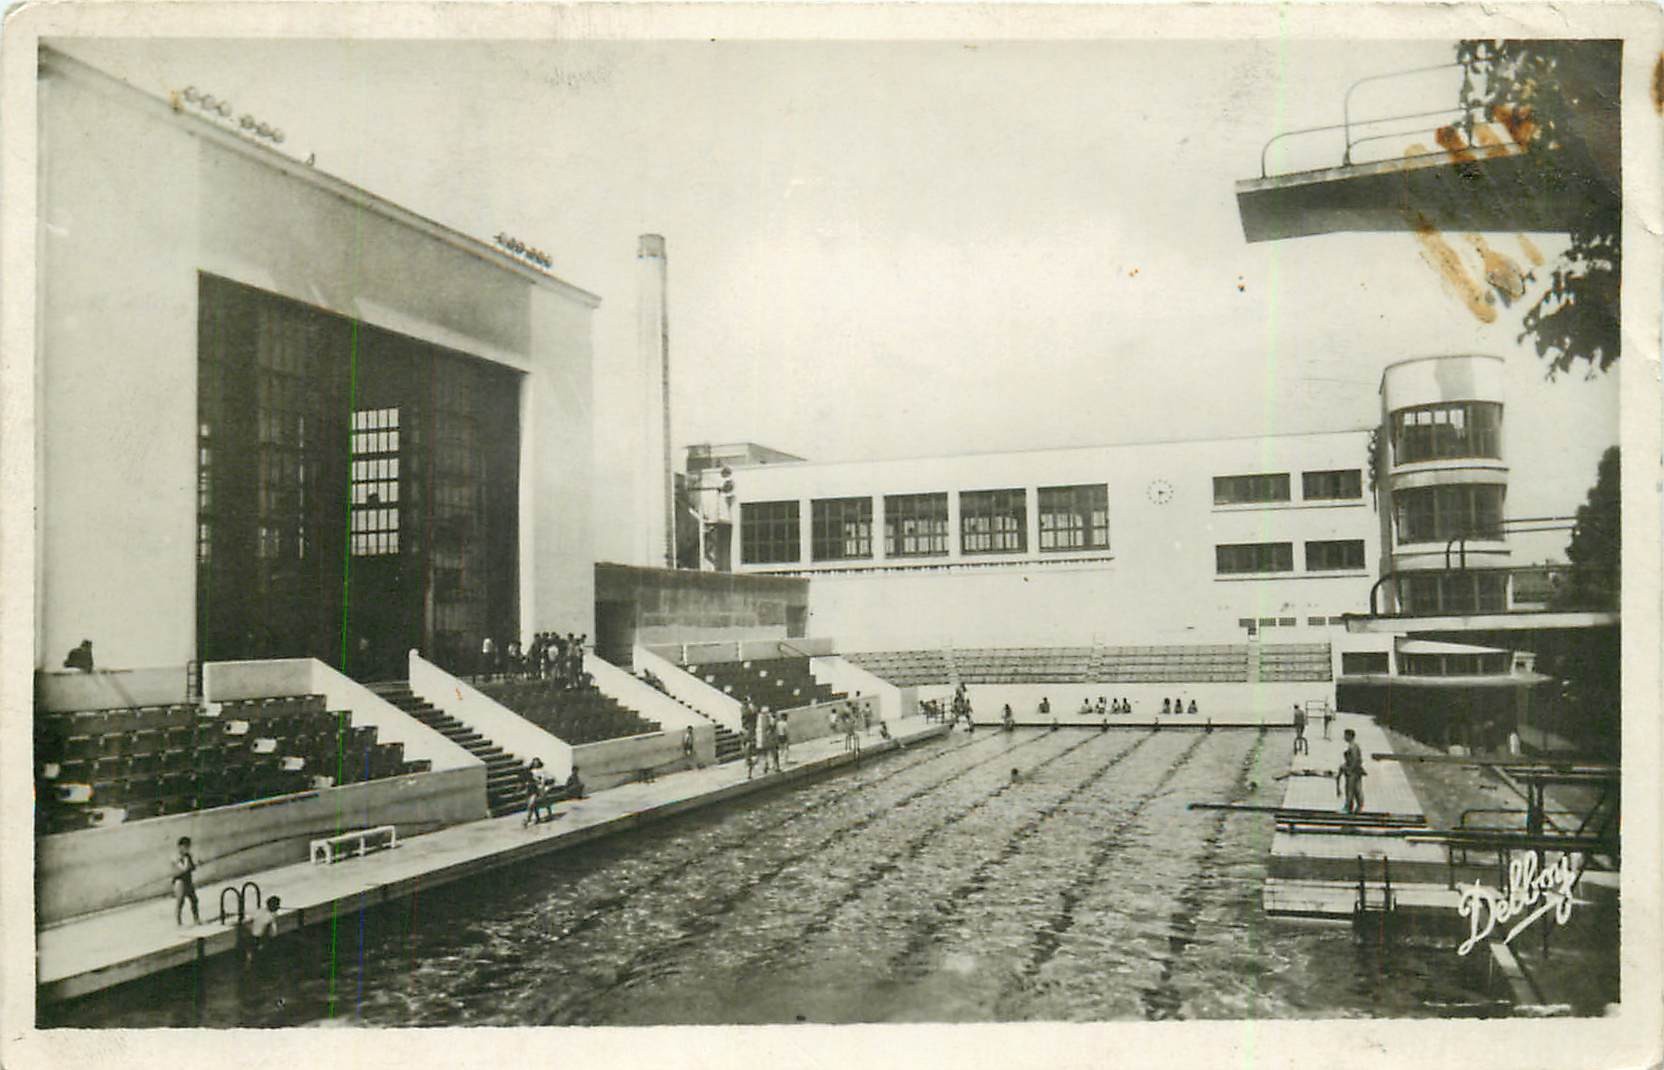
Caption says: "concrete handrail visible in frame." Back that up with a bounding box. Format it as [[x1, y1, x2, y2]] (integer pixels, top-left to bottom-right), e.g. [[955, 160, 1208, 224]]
[[408, 651, 573, 780], [634, 645, 742, 730], [584, 652, 708, 732], [202, 658, 478, 772], [807, 655, 907, 722]]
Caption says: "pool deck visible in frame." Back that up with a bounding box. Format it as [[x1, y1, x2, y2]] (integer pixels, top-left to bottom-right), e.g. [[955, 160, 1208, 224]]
[[977, 706, 1297, 729], [37, 718, 950, 1005], [1263, 712, 1456, 918]]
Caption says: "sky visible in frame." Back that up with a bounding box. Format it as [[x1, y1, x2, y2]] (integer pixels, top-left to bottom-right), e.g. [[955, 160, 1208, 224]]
[[58, 36, 1622, 564]]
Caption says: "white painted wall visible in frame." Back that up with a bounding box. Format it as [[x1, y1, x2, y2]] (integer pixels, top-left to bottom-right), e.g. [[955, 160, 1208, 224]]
[[408, 650, 572, 779], [808, 655, 907, 722], [725, 430, 1380, 650], [36, 668, 190, 712], [584, 651, 708, 733], [633, 644, 742, 730]]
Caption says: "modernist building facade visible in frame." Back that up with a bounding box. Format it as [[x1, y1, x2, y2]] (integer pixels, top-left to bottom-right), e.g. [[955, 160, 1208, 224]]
[[720, 428, 1383, 649], [1374, 354, 1512, 616], [35, 49, 599, 680], [716, 353, 1536, 671]]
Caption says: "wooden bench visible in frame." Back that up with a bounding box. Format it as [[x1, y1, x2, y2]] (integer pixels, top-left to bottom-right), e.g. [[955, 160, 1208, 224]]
[[310, 825, 398, 865]]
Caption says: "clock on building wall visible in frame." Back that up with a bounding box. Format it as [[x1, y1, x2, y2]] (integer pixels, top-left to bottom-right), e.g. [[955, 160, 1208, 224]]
[[1146, 479, 1174, 505]]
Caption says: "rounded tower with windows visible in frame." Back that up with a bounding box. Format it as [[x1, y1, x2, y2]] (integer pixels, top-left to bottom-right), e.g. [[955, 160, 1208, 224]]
[[1376, 355, 1510, 615]]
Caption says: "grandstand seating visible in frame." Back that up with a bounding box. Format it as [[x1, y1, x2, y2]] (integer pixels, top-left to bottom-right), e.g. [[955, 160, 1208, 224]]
[[842, 650, 952, 687], [34, 695, 426, 835], [695, 658, 843, 712], [1096, 645, 1250, 684], [1257, 643, 1334, 682], [478, 681, 662, 745], [849, 644, 1274, 685]]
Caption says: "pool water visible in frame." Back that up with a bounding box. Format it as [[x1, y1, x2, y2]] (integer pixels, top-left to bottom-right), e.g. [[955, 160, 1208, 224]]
[[43, 727, 1506, 1027]]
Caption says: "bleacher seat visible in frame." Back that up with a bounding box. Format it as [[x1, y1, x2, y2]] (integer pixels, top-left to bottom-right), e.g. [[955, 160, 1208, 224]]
[[476, 680, 661, 745], [34, 695, 413, 835]]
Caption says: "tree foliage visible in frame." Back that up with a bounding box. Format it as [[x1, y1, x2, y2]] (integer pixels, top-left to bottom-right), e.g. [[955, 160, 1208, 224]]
[[1456, 40, 1621, 377], [1553, 445, 1620, 610]]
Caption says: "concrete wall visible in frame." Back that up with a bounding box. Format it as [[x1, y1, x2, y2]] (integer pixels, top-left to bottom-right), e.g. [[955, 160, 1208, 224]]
[[656, 636, 836, 666], [36, 766, 483, 924], [584, 650, 709, 733], [776, 694, 880, 746], [807, 655, 907, 723], [36, 50, 597, 669], [571, 728, 714, 794], [408, 651, 572, 779], [939, 682, 1325, 722], [36, 667, 189, 712], [203, 659, 480, 771], [634, 644, 742, 730], [594, 562, 810, 651]]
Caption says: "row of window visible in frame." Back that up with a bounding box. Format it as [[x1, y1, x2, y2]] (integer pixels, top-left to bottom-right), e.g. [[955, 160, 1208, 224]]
[[1391, 401, 1502, 466], [1215, 539, 1367, 575], [741, 485, 1112, 565], [1213, 468, 1362, 506], [1340, 650, 1512, 675], [1393, 483, 1504, 545], [1239, 615, 1349, 629]]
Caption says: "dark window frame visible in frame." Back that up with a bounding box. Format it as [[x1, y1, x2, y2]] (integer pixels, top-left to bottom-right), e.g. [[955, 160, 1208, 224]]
[[1398, 571, 1509, 614], [1341, 652, 1391, 674], [810, 497, 873, 562], [1213, 472, 1292, 506], [1391, 401, 1503, 465], [1301, 468, 1363, 501], [740, 500, 801, 564], [883, 492, 950, 557], [1216, 542, 1295, 574], [1394, 483, 1505, 545], [1037, 483, 1110, 552], [960, 488, 1027, 555], [1305, 539, 1366, 572]]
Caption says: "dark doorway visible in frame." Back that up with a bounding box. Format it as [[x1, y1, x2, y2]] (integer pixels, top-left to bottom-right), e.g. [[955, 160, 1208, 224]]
[[196, 274, 521, 680], [594, 601, 636, 669]]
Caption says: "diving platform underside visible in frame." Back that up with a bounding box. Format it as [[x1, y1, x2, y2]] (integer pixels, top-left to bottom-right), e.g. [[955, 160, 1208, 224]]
[[1236, 146, 1616, 243]]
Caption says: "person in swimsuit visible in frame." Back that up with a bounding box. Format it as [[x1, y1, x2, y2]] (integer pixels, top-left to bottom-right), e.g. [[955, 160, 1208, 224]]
[[172, 836, 201, 925], [245, 895, 282, 963], [1338, 729, 1367, 814]]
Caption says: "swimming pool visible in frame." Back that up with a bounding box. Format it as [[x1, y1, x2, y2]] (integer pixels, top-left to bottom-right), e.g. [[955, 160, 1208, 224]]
[[43, 727, 1505, 1026]]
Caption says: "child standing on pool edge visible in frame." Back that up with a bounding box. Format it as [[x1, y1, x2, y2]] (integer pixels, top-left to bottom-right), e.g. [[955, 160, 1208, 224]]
[[172, 836, 201, 925]]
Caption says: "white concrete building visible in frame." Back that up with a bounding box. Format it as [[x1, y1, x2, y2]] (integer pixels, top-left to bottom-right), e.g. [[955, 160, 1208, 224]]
[[35, 48, 599, 680], [722, 428, 1381, 649]]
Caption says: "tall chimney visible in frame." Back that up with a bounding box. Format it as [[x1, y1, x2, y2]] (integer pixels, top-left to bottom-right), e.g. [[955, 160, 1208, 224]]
[[637, 234, 673, 568]]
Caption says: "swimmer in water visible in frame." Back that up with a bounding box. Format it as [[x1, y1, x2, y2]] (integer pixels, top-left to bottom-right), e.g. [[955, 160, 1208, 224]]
[[1010, 767, 1020, 782]]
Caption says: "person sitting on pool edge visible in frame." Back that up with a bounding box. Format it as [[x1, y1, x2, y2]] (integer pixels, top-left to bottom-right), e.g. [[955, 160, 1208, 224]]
[[1161, 698, 1171, 716], [548, 764, 587, 803]]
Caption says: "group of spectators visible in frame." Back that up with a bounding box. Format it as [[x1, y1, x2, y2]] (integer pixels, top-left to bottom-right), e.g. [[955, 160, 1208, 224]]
[[740, 700, 792, 778], [831, 701, 868, 754], [476, 632, 590, 688]]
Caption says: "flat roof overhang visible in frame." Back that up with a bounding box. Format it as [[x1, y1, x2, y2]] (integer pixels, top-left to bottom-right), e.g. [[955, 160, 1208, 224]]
[[1338, 672, 1551, 689], [1235, 145, 1617, 244], [1342, 610, 1618, 634]]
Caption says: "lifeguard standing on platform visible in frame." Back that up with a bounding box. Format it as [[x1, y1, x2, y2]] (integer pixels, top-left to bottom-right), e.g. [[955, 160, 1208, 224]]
[[1337, 728, 1366, 813]]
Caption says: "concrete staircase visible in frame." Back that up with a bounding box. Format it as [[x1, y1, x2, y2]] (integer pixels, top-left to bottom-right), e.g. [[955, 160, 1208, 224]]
[[621, 660, 747, 765], [711, 724, 745, 764], [368, 682, 533, 817]]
